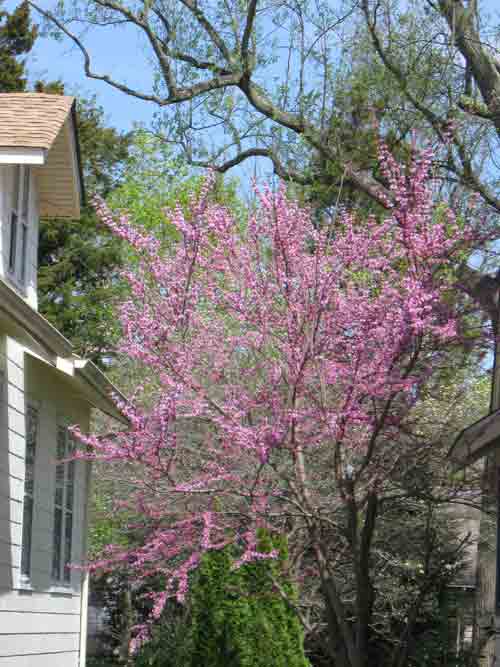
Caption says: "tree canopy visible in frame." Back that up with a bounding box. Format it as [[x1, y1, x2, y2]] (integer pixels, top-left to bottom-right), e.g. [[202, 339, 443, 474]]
[[28, 0, 500, 220]]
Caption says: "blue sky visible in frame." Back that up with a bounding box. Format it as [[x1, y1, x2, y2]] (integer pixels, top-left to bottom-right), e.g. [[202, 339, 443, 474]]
[[6, 0, 157, 131]]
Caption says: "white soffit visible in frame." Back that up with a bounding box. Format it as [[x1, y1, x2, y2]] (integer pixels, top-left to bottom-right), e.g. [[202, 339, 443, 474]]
[[0, 147, 47, 165]]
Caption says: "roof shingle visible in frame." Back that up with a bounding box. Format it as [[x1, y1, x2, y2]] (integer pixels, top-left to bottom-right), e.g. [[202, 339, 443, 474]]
[[0, 93, 74, 150]]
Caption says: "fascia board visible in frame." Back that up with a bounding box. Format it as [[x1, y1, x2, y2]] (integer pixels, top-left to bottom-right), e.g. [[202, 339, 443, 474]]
[[74, 359, 130, 425]]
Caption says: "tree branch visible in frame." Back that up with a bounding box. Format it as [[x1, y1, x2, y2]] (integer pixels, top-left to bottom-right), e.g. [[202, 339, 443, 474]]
[[29, 1, 241, 104], [437, 0, 500, 137], [29, 1, 167, 105], [191, 146, 313, 185], [178, 0, 233, 64], [241, 0, 258, 70]]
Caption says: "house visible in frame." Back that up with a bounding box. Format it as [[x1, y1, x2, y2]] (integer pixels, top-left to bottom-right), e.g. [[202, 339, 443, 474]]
[[450, 329, 500, 665], [0, 93, 125, 667]]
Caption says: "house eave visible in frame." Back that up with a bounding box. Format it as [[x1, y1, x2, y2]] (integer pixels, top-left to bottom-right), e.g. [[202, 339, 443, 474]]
[[0, 277, 129, 424], [74, 359, 129, 425], [0, 276, 73, 358]]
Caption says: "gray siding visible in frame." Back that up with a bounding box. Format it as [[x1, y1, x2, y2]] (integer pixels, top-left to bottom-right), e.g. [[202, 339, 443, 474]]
[[0, 335, 90, 667]]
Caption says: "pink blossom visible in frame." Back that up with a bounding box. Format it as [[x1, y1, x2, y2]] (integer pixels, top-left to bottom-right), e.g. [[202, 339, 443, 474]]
[[79, 143, 492, 645]]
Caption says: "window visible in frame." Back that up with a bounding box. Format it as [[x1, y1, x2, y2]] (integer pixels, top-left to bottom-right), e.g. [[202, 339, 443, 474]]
[[8, 166, 20, 273], [52, 424, 75, 584], [8, 165, 30, 286], [20, 405, 39, 582]]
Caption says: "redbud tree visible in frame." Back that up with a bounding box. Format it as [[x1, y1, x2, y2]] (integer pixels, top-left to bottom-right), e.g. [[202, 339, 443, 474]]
[[78, 146, 490, 667]]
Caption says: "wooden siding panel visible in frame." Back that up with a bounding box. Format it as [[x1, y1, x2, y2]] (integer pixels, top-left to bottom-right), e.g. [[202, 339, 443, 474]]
[[6, 366, 22, 393], [0, 652, 78, 667], [0, 611, 80, 634], [6, 410, 24, 441], [0, 473, 23, 503], [5, 431, 24, 461], [0, 591, 80, 614], [0, 500, 22, 525], [6, 385, 23, 418], [0, 633, 79, 657], [0, 520, 19, 547], [5, 454, 23, 482], [5, 342, 23, 371]]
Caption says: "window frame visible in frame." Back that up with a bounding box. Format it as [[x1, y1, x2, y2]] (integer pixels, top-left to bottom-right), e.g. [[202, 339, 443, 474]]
[[51, 421, 76, 587], [8, 165, 31, 288], [20, 403, 39, 585]]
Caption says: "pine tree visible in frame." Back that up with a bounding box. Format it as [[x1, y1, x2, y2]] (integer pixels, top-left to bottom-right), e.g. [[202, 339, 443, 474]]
[[0, 0, 36, 92]]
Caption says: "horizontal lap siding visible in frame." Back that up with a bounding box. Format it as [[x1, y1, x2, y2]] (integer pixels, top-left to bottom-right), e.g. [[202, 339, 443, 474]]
[[0, 653, 78, 667], [0, 337, 82, 667], [0, 633, 79, 656], [0, 337, 25, 590], [0, 590, 80, 615], [0, 610, 80, 635]]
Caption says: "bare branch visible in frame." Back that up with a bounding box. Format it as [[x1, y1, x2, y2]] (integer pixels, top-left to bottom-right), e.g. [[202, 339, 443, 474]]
[[30, 1, 242, 104], [241, 0, 258, 70], [178, 0, 233, 64], [29, 1, 167, 105]]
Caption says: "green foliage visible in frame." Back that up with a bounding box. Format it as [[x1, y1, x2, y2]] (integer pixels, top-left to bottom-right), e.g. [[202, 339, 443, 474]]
[[107, 130, 243, 241], [0, 0, 37, 92], [136, 533, 310, 667], [134, 609, 187, 667], [87, 491, 130, 559], [38, 208, 124, 365], [182, 534, 308, 667]]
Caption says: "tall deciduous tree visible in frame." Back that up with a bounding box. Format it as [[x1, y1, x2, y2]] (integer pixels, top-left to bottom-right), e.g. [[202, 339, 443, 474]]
[[75, 145, 493, 667], [0, 0, 36, 92], [27, 0, 500, 221]]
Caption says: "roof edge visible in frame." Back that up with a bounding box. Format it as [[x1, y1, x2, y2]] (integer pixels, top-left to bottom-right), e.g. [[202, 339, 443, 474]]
[[0, 277, 73, 357], [448, 408, 500, 467], [75, 359, 129, 425], [0, 279, 129, 424]]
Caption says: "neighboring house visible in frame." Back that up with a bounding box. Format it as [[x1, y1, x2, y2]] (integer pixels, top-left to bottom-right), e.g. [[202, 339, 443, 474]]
[[450, 344, 500, 665], [0, 94, 125, 667]]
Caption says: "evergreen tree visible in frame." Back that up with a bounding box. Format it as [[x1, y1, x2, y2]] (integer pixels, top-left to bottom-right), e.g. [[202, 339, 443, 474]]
[[0, 0, 36, 92], [185, 540, 309, 667], [137, 532, 310, 667], [36, 88, 131, 365]]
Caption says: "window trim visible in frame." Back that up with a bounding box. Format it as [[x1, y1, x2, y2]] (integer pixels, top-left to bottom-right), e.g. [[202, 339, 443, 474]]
[[8, 164, 31, 289]]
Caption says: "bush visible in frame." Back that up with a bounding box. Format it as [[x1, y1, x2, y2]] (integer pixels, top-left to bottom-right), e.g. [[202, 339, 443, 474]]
[[136, 532, 310, 667]]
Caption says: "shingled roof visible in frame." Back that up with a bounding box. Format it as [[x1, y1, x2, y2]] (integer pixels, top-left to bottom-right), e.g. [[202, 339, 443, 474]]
[[0, 93, 83, 218], [0, 93, 75, 151]]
